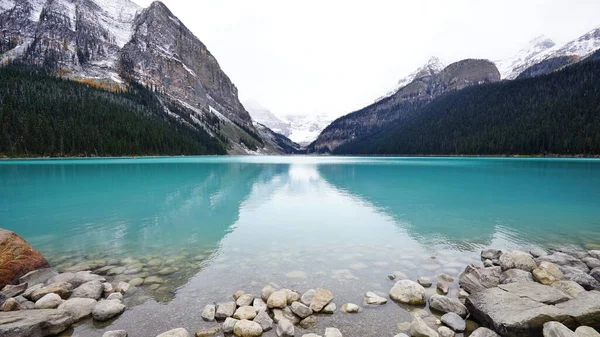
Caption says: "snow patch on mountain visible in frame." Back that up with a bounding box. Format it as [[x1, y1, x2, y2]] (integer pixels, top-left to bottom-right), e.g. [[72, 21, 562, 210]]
[[376, 56, 445, 102], [495, 35, 558, 80], [552, 24, 600, 58], [93, 0, 140, 48]]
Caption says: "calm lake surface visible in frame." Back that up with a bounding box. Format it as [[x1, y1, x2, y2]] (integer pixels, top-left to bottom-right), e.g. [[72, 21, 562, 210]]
[[1, 156, 600, 336]]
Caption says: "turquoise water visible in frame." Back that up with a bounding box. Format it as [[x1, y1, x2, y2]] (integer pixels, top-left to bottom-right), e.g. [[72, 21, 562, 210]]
[[1, 156, 600, 336]]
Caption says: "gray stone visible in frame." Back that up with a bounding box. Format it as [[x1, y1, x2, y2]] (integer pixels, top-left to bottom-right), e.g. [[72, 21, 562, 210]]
[[1, 283, 28, 298], [298, 315, 317, 329], [215, 301, 236, 319], [237, 294, 255, 307], [267, 290, 288, 309], [58, 297, 97, 321], [559, 267, 600, 290], [1, 298, 22, 311], [71, 280, 104, 300], [233, 319, 263, 337], [575, 326, 600, 337], [253, 298, 267, 313], [590, 267, 600, 282], [252, 310, 273, 331], [441, 312, 466, 332], [481, 249, 502, 261], [499, 251, 537, 272], [30, 281, 73, 301], [156, 328, 189, 337], [537, 252, 590, 273], [272, 307, 300, 325], [0, 309, 74, 336], [483, 259, 494, 267], [19, 268, 58, 287], [233, 290, 245, 300], [582, 257, 600, 269], [589, 250, 600, 260], [466, 287, 600, 336], [233, 306, 257, 320], [530, 248, 548, 258], [556, 247, 589, 260], [438, 327, 455, 337], [14, 295, 35, 309], [417, 277, 433, 287], [303, 334, 323, 337], [92, 299, 126, 321], [107, 292, 123, 301], [300, 289, 315, 306], [470, 328, 500, 337], [497, 281, 570, 304], [46, 272, 76, 286], [71, 271, 106, 287], [115, 281, 131, 294], [324, 328, 343, 337], [261, 284, 277, 302], [341, 303, 360, 313], [284, 289, 301, 305], [309, 288, 334, 312], [543, 321, 575, 337], [276, 319, 294, 337], [103, 331, 128, 337], [439, 274, 455, 282], [551, 280, 586, 297], [437, 282, 449, 295], [429, 294, 468, 317], [22, 283, 43, 299], [322, 302, 336, 314], [389, 279, 426, 305], [291, 301, 313, 318], [388, 271, 408, 280], [128, 278, 144, 287], [410, 316, 439, 337], [35, 293, 63, 309], [500, 269, 534, 284], [223, 317, 239, 333], [143, 276, 165, 285], [364, 291, 387, 304], [201, 304, 215, 321], [195, 327, 221, 337], [458, 265, 501, 294]]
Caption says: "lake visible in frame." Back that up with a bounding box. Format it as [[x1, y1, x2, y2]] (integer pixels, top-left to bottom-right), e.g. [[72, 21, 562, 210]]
[[1, 156, 599, 336]]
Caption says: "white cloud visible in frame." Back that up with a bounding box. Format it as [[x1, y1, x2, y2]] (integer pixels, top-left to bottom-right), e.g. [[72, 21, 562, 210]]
[[133, 0, 600, 118]]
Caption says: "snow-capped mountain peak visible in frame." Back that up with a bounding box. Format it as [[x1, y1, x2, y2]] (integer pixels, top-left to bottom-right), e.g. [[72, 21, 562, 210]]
[[242, 100, 291, 137], [376, 56, 445, 102], [495, 35, 558, 80], [552, 24, 600, 58]]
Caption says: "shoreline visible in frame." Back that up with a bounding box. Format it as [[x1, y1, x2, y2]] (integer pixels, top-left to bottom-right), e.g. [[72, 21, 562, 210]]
[[1, 153, 600, 160], [1, 229, 599, 337]]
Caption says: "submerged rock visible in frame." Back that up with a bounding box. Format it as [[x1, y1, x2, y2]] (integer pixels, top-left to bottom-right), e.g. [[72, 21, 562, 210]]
[[389, 280, 426, 305], [388, 271, 408, 280], [364, 291, 387, 304], [441, 312, 466, 332], [156, 328, 190, 337], [417, 277, 433, 287], [324, 328, 343, 337], [341, 303, 360, 313], [322, 302, 336, 314], [410, 316, 439, 337], [436, 282, 449, 295]]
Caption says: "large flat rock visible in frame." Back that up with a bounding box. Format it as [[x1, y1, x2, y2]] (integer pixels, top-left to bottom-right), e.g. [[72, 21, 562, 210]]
[[497, 282, 571, 304], [466, 287, 600, 337], [0, 309, 74, 336]]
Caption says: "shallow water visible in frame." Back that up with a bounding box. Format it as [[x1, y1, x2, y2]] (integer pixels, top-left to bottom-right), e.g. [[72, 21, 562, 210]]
[[1, 156, 600, 336]]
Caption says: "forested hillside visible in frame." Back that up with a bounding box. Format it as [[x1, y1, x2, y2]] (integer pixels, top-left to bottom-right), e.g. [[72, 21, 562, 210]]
[[0, 66, 226, 157], [335, 58, 600, 155]]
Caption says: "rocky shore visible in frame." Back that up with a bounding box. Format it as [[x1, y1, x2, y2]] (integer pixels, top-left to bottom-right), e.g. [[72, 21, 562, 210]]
[[1, 229, 600, 337]]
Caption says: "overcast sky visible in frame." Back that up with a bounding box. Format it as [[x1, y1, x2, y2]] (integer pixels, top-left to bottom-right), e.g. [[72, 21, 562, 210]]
[[132, 0, 600, 118]]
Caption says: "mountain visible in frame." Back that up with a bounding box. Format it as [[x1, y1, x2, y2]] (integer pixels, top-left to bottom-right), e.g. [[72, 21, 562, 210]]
[[243, 100, 291, 137], [283, 114, 334, 146], [494, 35, 557, 80], [307, 58, 501, 153], [497, 25, 600, 80], [243, 100, 333, 146], [376, 56, 445, 102], [253, 122, 302, 154], [0, 0, 291, 155], [334, 57, 600, 155]]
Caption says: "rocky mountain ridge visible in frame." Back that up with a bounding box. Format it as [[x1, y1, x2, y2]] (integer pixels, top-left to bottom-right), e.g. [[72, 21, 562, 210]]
[[0, 0, 292, 154], [308, 59, 501, 153]]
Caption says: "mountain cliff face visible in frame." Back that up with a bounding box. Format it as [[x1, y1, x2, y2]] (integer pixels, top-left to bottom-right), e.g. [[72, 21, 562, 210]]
[[0, 0, 287, 154], [308, 59, 500, 153], [376, 56, 445, 102]]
